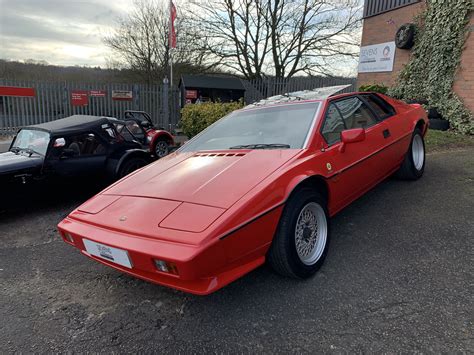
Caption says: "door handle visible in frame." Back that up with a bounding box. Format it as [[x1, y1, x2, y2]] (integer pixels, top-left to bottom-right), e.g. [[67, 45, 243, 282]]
[[383, 129, 391, 138]]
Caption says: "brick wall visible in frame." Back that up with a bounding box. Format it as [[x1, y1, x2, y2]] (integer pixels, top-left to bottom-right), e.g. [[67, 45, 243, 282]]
[[357, 2, 425, 88], [358, 2, 473, 116], [453, 12, 474, 113]]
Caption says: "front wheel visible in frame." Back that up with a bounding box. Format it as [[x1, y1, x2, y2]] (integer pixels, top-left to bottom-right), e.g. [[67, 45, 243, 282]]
[[268, 187, 330, 279], [154, 140, 169, 159], [395, 127, 425, 180]]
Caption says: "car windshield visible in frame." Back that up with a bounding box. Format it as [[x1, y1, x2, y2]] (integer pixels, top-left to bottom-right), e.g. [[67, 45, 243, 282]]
[[180, 102, 320, 152], [11, 129, 50, 155]]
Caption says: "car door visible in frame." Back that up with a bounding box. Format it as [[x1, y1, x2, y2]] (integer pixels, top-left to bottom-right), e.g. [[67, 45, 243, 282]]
[[319, 96, 391, 211], [360, 93, 409, 168], [50, 132, 108, 178]]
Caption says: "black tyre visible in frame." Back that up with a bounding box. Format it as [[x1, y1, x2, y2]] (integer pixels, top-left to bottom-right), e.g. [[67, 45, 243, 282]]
[[154, 139, 169, 159], [268, 187, 330, 279], [429, 118, 450, 131], [395, 128, 425, 180], [117, 157, 148, 179], [427, 107, 441, 119], [395, 23, 416, 49]]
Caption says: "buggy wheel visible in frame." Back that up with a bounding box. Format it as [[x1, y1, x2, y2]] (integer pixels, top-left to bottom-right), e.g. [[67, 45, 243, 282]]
[[154, 139, 169, 158]]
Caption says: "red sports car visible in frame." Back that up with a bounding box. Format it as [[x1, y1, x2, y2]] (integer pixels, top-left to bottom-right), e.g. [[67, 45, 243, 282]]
[[58, 87, 428, 295]]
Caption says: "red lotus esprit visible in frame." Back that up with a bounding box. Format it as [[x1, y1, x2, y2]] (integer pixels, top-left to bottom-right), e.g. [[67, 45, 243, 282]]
[[58, 87, 428, 295]]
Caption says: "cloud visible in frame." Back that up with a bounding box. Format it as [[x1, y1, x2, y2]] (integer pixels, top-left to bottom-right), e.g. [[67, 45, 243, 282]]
[[1, 35, 108, 66], [0, 0, 133, 66]]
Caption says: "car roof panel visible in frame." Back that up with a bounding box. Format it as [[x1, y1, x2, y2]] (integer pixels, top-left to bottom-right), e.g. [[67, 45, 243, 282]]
[[29, 115, 117, 135]]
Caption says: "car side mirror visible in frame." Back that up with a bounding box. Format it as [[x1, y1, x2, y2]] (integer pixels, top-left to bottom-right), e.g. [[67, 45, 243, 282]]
[[339, 128, 366, 153], [61, 148, 76, 159], [141, 120, 152, 128], [54, 138, 66, 148]]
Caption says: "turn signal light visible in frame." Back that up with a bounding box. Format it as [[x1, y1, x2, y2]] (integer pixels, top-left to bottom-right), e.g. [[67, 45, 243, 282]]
[[154, 259, 179, 275], [63, 232, 74, 244]]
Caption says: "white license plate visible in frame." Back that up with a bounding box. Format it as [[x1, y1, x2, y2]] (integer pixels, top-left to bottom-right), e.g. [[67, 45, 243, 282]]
[[83, 239, 132, 269]]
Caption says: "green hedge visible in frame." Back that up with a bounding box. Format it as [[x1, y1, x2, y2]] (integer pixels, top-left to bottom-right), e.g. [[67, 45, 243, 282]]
[[180, 101, 244, 138], [359, 83, 389, 94]]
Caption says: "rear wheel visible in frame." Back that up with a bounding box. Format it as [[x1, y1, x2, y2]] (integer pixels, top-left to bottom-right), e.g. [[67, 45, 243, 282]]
[[396, 128, 425, 180], [154, 139, 169, 159], [268, 187, 330, 278], [117, 157, 148, 179]]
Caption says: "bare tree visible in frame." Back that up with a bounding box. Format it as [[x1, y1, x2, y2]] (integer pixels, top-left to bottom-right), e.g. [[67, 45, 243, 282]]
[[187, 0, 361, 79], [103, 0, 211, 84]]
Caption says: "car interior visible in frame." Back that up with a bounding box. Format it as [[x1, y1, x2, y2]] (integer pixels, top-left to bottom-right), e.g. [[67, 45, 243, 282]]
[[64, 133, 106, 156]]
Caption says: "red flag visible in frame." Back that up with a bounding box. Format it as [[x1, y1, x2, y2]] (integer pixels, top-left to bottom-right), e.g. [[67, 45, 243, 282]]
[[170, 1, 177, 48]]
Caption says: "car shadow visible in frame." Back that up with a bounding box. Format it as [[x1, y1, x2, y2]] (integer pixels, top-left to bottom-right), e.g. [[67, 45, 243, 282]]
[[0, 179, 108, 222]]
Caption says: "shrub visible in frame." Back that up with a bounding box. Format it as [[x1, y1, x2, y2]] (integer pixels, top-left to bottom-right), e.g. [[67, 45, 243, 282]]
[[358, 83, 389, 94], [180, 101, 244, 138], [389, 0, 473, 135]]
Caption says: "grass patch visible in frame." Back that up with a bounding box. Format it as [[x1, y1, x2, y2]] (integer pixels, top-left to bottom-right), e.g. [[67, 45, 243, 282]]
[[425, 129, 474, 152]]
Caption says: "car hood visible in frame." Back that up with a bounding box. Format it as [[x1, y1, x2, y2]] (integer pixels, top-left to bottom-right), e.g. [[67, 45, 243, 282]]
[[103, 149, 300, 209], [0, 151, 43, 175]]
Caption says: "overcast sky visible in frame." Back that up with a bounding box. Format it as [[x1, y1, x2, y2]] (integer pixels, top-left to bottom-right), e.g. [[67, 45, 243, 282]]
[[0, 0, 134, 66], [0, 0, 360, 75]]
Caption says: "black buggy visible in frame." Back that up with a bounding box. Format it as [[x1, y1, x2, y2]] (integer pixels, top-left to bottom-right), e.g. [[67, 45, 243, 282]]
[[0, 115, 153, 187]]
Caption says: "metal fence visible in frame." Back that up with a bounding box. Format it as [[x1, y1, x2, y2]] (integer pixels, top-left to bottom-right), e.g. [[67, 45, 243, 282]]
[[243, 76, 356, 104], [0, 79, 180, 136], [0, 76, 356, 136]]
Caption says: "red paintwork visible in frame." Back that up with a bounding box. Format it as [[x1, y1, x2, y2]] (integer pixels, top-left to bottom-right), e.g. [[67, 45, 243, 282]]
[[147, 129, 175, 152], [341, 128, 366, 143], [58, 93, 428, 295], [339, 128, 366, 153]]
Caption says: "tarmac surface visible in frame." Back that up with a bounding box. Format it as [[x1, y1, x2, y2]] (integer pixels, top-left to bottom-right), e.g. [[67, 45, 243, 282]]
[[0, 148, 472, 352], [0, 139, 11, 153]]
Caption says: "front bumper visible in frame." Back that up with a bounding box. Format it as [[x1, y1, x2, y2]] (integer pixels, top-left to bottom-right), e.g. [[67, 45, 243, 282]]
[[58, 217, 266, 295]]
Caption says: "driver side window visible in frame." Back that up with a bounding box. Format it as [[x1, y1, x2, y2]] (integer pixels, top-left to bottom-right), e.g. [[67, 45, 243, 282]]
[[321, 104, 345, 145], [335, 97, 378, 129]]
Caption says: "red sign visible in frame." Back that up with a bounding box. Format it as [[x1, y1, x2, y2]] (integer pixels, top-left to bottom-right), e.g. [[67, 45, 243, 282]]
[[71, 90, 89, 106], [89, 90, 107, 97], [185, 90, 198, 99], [0, 86, 35, 97]]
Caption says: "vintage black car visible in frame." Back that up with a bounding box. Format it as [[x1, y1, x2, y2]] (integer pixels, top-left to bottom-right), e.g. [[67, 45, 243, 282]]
[[0, 115, 153, 187]]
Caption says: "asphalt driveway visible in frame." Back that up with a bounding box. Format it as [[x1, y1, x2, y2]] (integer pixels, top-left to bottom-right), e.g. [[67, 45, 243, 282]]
[[0, 148, 473, 352], [0, 139, 11, 153]]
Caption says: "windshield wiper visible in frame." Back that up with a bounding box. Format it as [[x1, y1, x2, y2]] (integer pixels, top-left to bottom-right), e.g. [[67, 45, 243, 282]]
[[10, 147, 20, 154], [229, 143, 291, 149]]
